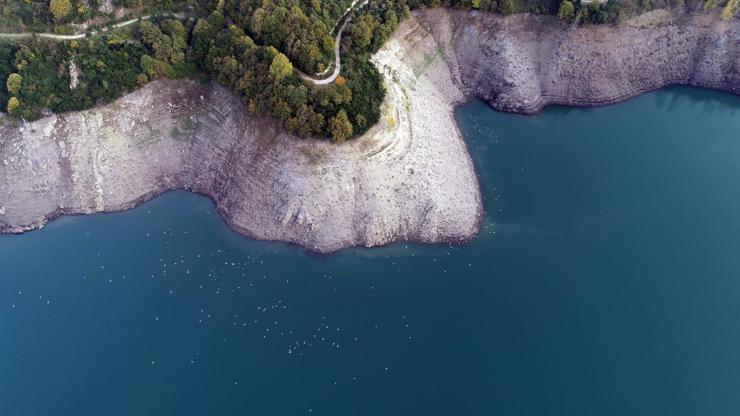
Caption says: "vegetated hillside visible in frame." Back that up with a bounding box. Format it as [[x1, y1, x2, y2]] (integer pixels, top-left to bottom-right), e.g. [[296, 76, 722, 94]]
[[0, 0, 198, 32], [0, 0, 408, 140], [192, 0, 408, 141], [0, 0, 736, 141]]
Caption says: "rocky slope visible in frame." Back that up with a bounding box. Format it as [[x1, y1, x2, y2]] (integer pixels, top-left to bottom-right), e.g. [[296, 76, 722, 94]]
[[415, 9, 739, 113], [0, 22, 481, 253], [1, 10, 738, 253]]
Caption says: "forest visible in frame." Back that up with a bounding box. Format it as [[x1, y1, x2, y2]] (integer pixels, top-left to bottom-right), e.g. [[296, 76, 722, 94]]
[[0, 0, 736, 141], [0, 1, 196, 32]]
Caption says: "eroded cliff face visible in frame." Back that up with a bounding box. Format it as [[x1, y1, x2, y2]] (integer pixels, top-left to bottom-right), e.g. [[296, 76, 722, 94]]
[[0, 10, 738, 252], [0, 22, 482, 253], [415, 9, 739, 113]]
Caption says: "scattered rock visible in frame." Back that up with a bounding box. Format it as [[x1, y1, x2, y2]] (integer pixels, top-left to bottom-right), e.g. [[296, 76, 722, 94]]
[[98, 0, 114, 14], [69, 61, 79, 91]]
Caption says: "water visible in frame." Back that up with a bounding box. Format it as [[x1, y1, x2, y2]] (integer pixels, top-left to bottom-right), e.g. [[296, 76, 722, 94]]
[[1, 87, 740, 415]]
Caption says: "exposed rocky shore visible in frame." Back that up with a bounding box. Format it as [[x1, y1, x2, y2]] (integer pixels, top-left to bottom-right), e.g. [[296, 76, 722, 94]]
[[415, 9, 738, 113], [0, 10, 738, 252], [0, 17, 481, 253]]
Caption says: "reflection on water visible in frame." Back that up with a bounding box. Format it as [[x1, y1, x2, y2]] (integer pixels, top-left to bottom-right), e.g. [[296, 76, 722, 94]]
[[654, 86, 740, 115]]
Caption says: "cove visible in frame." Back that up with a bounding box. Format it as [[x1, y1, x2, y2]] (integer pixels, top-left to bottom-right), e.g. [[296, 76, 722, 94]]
[[1, 87, 740, 415]]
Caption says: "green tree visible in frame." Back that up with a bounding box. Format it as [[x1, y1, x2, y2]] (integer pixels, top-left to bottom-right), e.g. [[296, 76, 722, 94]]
[[269, 53, 293, 81], [50, 0, 73, 21], [558, 0, 576, 22], [287, 104, 325, 137], [498, 0, 516, 15], [350, 15, 376, 49], [329, 110, 353, 142], [140, 55, 164, 78], [6, 73, 22, 95]]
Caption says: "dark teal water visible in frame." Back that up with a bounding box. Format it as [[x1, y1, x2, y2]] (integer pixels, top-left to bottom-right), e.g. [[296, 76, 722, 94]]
[[2, 87, 740, 415]]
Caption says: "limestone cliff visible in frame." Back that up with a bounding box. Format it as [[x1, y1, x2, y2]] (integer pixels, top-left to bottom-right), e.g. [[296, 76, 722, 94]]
[[1, 10, 738, 252], [416, 9, 739, 113], [0, 26, 482, 253]]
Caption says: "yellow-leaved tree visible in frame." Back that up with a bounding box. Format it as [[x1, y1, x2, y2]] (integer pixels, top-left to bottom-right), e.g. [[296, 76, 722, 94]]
[[7, 97, 20, 115], [721, 0, 739, 19], [50, 0, 72, 22], [329, 110, 353, 142], [6, 73, 22, 95], [558, 0, 576, 22], [269, 53, 293, 82]]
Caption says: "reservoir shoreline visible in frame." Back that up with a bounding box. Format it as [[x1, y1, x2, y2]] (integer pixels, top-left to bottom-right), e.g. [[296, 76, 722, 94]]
[[418, 9, 738, 114], [0, 9, 737, 253]]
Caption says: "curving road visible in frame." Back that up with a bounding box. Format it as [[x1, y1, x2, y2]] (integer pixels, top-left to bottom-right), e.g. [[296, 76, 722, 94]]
[[300, 0, 369, 86], [0, 2, 366, 87]]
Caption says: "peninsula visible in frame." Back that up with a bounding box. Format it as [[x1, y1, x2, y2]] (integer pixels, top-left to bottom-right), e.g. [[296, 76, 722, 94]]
[[0, 1, 738, 252]]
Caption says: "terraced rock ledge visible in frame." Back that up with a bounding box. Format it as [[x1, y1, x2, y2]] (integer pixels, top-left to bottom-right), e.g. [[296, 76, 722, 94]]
[[419, 9, 739, 113], [0, 9, 737, 252], [0, 13, 481, 253]]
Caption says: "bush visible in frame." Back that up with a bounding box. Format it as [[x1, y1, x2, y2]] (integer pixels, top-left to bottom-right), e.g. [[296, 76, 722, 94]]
[[558, 0, 576, 21]]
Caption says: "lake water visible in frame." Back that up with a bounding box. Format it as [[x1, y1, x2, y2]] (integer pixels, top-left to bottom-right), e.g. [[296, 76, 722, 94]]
[[2, 87, 740, 415]]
